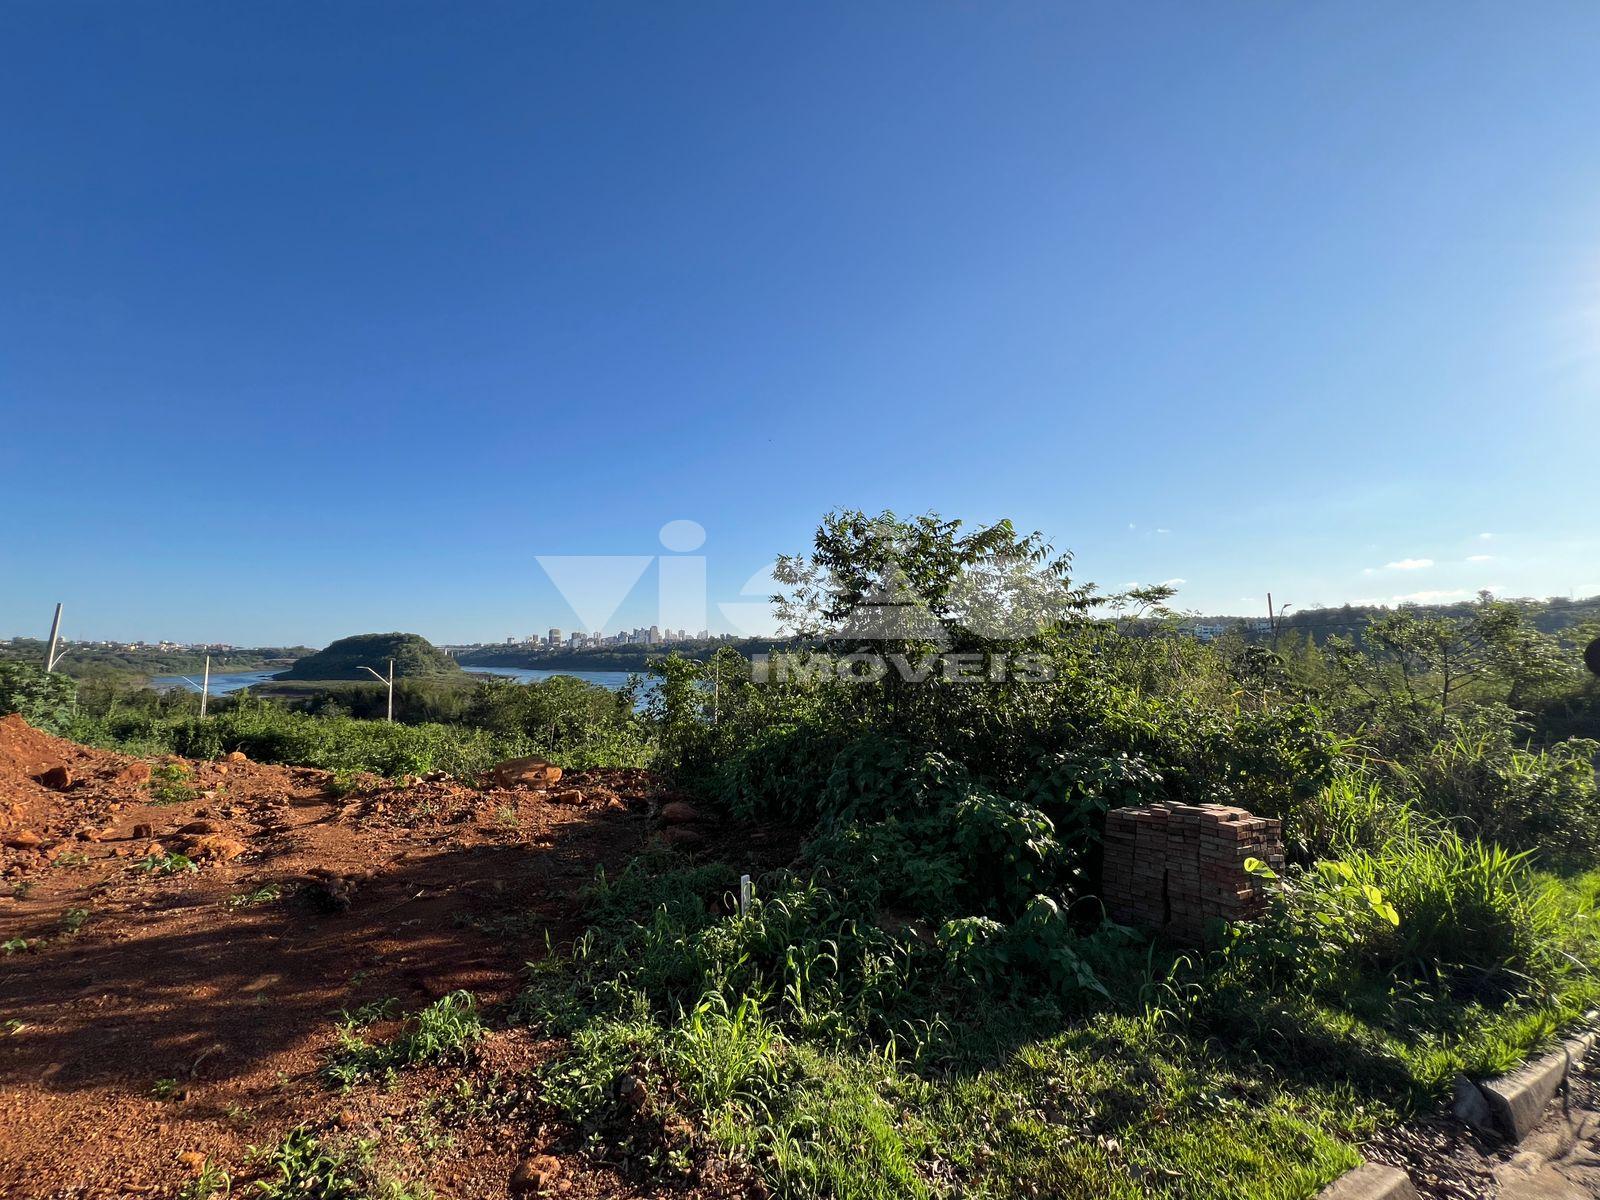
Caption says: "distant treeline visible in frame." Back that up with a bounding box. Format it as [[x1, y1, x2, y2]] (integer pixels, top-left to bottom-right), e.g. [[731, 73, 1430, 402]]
[[456, 637, 786, 673], [0, 639, 310, 679], [1229, 593, 1600, 647]]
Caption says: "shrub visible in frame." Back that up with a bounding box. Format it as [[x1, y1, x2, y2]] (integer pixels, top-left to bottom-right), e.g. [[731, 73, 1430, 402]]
[[1395, 707, 1600, 868], [0, 661, 77, 734], [1248, 811, 1565, 998], [711, 722, 850, 824]]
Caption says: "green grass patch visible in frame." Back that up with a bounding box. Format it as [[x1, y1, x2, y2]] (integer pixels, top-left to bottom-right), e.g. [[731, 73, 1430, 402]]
[[323, 992, 487, 1091]]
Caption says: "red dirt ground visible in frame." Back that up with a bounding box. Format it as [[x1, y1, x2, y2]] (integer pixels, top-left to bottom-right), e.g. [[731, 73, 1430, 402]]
[[0, 715, 756, 1200]]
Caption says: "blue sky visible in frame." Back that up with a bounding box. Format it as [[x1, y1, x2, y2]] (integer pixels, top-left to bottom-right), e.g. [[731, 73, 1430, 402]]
[[3, 3, 1598, 646]]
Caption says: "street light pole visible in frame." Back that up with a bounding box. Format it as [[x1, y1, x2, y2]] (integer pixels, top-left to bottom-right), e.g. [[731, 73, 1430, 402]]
[[359, 659, 395, 722], [174, 653, 212, 717], [44, 604, 64, 673]]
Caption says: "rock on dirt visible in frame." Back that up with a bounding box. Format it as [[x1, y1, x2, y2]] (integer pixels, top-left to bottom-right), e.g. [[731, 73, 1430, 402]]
[[2, 830, 42, 849], [510, 1153, 563, 1193], [225, 751, 248, 763], [659, 800, 704, 824], [114, 761, 152, 786], [487, 758, 564, 788], [35, 765, 72, 791], [614, 1073, 648, 1110], [184, 834, 247, 862], [301, 867, 371, 912]]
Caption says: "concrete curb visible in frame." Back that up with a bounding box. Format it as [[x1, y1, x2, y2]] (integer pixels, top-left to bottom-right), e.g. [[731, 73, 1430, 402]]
[[1468, 1028, 1597, 1142], [1318, 1019, 1598, 1198], [1313, 1163, 1418, 1199]]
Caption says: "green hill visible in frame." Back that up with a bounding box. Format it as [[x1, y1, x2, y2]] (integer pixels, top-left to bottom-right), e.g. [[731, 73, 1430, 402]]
[[278, 633, 462, 682]]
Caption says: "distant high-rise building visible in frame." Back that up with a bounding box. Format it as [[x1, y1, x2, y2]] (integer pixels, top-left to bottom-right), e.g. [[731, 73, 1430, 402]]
[[548, 628, 561, 646]]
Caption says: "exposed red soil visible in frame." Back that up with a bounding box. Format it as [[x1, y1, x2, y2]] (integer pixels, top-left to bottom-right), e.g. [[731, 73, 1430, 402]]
[[0, 715, 756, 1200]]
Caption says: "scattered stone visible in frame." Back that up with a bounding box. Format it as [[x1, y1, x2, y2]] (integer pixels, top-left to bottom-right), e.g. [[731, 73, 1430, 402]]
[[226, 751, 248, 763], [131, 823, 153, 840], [3, 831, 43, 849], [177, 821, 223, 836], [301, 870, 367, 913], [176, 1151, 207, 1174], [36, 765, 73, 791], [659, 827, 705, 849], [114, 761, 152, 786], [614, 1073, 648, 1110], [550, 789, 584, 805], [487, 758, 563, 789], [1452, 1073, 1496, 1134], [186, 835, 247, 862], [511, 1154, 563, 1193], [659, 801, 703, 825], [141, 841, 164, 858]]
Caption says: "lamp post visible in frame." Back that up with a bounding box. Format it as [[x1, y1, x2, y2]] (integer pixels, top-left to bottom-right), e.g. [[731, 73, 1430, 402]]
[[44, 604, 65, 672], [359, 659, 395, 722], [174, 653, 212, 716]]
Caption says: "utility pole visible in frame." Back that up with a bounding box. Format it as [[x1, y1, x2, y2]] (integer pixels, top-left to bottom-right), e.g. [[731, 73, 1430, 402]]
[[175, 653, 212, 716], [359, 659, 395, 722], [44, 603, 65, 672]]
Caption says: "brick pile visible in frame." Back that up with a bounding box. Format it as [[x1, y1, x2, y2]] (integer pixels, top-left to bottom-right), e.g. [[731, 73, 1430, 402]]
[[1102, 802, 1284, 942]]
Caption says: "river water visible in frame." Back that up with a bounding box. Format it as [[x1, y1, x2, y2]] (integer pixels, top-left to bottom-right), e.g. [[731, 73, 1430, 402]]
[[149, 669, 286, 695]]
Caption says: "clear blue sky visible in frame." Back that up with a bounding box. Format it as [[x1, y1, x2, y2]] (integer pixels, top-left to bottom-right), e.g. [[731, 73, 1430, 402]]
[[3, 3, 1598, 646]]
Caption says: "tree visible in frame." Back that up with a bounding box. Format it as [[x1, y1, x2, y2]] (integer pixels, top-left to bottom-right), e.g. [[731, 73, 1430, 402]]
[[1327, 592, 1574, 738], [771, 509, 1096, 731]]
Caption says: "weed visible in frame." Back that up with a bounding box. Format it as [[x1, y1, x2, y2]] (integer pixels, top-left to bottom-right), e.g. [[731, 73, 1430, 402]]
[[179, 1159, 232, 1200], [326, 769, 366, 799], [494, 804, 520, 828], [148, 761, 196, 805], [60, 907, 90, 934], [227, 883, 283, 909], [247, 1127, 432, 1200], [151, 1077, 182, 1100], [341, 996, 401, 1026], [137, 852, 200, 876], [323, 992, 487, 1091], [2, 938, 30, 955]]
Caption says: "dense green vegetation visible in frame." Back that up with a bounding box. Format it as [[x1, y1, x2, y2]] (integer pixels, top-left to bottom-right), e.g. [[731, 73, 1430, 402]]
[[278, 632, 462, 681], [520, 510, 1600, 1199], [5, 509, 1599, 1198]]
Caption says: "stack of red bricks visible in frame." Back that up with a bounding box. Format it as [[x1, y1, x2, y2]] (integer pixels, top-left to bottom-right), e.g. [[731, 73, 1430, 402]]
[[1102, 802, 1284, 942]]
